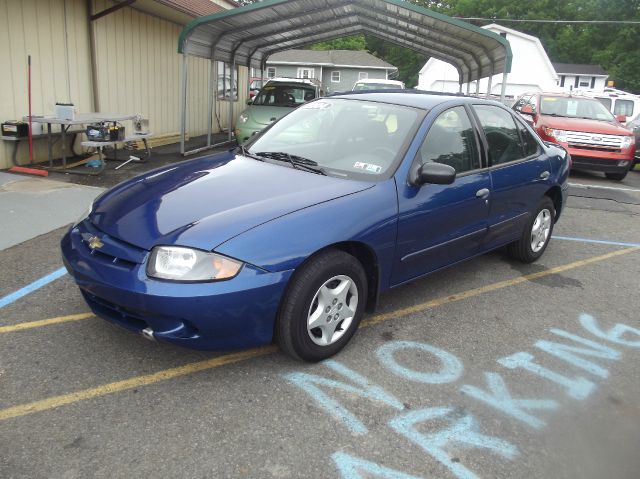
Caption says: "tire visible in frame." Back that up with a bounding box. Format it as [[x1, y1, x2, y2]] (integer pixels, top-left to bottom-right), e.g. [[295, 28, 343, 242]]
[[507, 196, 555, 263], [276, 249, 367, 362], [605, 170, 628, 181]]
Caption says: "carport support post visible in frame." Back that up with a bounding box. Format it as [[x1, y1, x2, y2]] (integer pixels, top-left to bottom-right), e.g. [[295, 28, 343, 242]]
[[180, 53, 188, 155], [466, 81, 471, 95], [228, 59, 236, 142], [207, 58, 215, 147], [500, 65, 509, 103], [486, 68, 493, 99], [476, 80, 480, 95]]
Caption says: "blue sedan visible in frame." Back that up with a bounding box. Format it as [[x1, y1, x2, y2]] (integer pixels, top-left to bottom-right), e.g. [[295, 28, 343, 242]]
[[61, 92, 570, 361]]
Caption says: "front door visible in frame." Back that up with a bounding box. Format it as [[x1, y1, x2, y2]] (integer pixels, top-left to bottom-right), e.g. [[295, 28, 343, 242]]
[[392, 106, 491, 285]]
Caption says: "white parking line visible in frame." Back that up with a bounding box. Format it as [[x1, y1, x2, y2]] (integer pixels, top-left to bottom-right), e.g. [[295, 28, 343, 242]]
[[568, 182, 640, 193]]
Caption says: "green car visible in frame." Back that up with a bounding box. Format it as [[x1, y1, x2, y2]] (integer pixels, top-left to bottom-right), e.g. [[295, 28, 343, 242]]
[[235, 78, 319, 144]]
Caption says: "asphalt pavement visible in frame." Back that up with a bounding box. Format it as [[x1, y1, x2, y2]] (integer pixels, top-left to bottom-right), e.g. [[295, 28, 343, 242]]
[[0, 156, 639, 479]]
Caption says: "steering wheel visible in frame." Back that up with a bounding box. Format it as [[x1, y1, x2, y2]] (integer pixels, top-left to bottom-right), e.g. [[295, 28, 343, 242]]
[[370, 146, 396, 160]]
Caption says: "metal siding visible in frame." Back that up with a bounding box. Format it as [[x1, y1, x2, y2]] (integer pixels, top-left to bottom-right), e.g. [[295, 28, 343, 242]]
[[0, 0, 93, 169], [92, 1, 238, 147]]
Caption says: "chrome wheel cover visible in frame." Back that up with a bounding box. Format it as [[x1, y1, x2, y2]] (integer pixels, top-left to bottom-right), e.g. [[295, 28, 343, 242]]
[[307, 275, 358, 346], [530, 208, 552, 253]]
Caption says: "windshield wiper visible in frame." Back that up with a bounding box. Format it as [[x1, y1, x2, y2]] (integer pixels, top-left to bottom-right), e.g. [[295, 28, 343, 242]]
[[236, 145, 265, 162], [255, 151, 327, 175]]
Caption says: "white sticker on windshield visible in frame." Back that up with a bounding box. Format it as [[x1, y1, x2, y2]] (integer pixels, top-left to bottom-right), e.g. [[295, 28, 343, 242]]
[[354, 162, 382, 174], [302, 100, 332, 110]]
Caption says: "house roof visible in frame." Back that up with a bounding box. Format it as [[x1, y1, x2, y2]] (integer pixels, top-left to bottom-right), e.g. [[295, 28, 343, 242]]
[[267, 50, 395, 69], [178, 0, 512, 84], [155, 0, 224, 17], [552, 63, 608, 76]]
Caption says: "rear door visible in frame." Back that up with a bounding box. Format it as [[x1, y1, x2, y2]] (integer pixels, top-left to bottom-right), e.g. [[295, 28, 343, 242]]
[[392, 105, 491, 285], [471, 104, 552, 249]]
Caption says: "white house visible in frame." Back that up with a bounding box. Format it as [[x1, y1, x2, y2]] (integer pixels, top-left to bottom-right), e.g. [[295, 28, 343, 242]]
[[552, 63, 609, 93], [418, 24, 559, 98]]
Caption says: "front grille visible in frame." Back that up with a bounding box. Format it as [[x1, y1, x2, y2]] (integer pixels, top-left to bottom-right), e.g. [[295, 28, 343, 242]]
[[77, 220, 147, 266], [565, 131, 624, 151], [83, 290, 148, 331]]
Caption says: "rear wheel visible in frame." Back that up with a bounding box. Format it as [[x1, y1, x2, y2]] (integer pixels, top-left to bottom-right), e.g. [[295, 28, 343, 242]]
[[276, 249, 367, 362], [507, 197, 555, 263]]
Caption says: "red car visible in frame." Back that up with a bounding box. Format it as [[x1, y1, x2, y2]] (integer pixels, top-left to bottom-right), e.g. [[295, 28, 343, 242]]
[[513, 92, 635, 180]]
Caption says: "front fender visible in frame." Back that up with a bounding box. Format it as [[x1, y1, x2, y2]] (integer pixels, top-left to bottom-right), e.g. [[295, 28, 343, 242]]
[[215, 179, 399, 291]]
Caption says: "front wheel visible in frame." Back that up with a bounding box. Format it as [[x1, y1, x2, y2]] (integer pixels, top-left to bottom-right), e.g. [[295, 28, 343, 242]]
[[276, 249, 367, 362], [507, 197, 555, 263], [605, 170, 628, 181]]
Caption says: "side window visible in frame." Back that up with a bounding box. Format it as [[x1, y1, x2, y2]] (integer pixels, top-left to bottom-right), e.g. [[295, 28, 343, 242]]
[[516, 119, 540, 157], [418, 106, 480, 173], [614, 99, 634, 117], [473, 105, 524, 166]]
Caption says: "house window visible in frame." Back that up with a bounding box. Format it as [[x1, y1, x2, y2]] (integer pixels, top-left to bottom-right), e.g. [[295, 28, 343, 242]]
[[267, 67, 276, 79], [331, 71, 341, 83], [297, 67, 314, 79], [560, 76, 565, 87], [217, 61, 238, 101], [358, 72, 368, 80]]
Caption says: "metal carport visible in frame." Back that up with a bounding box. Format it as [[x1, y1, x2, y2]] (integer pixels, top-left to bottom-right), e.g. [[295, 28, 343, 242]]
[[177, 0, 512, 155]]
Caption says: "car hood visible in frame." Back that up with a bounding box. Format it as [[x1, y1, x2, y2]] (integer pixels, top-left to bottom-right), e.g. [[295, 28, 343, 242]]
[[245, 105, 293, 125], [540, 115, 631, 135], [89, 152, 373, 252]]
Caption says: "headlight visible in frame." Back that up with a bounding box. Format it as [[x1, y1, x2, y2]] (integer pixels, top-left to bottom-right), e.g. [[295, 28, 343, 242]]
[[74, 202, 93, 227], [147, 246, 243, 282], [621, 136, 634, 148], [542, 127, 568, 142], [238, 113, 249, 124]]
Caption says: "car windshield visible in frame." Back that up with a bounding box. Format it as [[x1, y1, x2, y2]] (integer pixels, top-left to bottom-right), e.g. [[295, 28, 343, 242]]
[[539, 96, 615, 121], [247, 98, 422, 180], [252, 84, 316, 107], [353, 83, 401, 91]]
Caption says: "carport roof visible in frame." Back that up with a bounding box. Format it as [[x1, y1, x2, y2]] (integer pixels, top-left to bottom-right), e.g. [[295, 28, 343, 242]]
[[177, 0, 512, 84]]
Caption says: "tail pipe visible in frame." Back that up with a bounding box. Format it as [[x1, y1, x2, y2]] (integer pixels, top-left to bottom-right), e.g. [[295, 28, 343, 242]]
[[141, 327, 155, 341]]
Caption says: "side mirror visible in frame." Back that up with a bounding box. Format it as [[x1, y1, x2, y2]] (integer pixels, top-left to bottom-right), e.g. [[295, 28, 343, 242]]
[[616, 114, 627, 123], [414, 162, 456, 186]]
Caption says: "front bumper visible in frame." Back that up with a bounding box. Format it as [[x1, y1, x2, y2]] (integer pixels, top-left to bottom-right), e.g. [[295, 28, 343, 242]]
[[61, 221, 292, 350], [570, 155, 633, 174]]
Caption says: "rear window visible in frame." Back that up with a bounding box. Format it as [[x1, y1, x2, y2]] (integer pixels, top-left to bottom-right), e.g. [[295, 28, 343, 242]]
[[253, 85, 316, 106]]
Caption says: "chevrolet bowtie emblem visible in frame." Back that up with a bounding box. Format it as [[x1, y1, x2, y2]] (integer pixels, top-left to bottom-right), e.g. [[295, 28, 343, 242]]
[[88, 236, 104, 250]]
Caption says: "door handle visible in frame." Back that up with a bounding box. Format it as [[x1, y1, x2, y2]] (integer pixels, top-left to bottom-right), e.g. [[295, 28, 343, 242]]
[[476, 188, 490, 199], [539, 171, 550, 180]]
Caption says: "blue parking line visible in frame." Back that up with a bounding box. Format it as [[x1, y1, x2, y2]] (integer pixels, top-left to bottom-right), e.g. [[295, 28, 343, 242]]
[[0, 268, 67, 309], [552, 235, 640, 248]]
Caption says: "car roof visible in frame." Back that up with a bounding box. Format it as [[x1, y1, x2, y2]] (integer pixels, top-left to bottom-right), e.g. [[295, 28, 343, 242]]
[[527, 92, 602, 101], [354, 79, 404, 84], [266, 77, 316, 85], [330, 90, 505, 111]]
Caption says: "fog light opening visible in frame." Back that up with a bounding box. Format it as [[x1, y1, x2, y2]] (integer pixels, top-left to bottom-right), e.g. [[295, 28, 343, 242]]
[[618, 160, 630, 167]]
